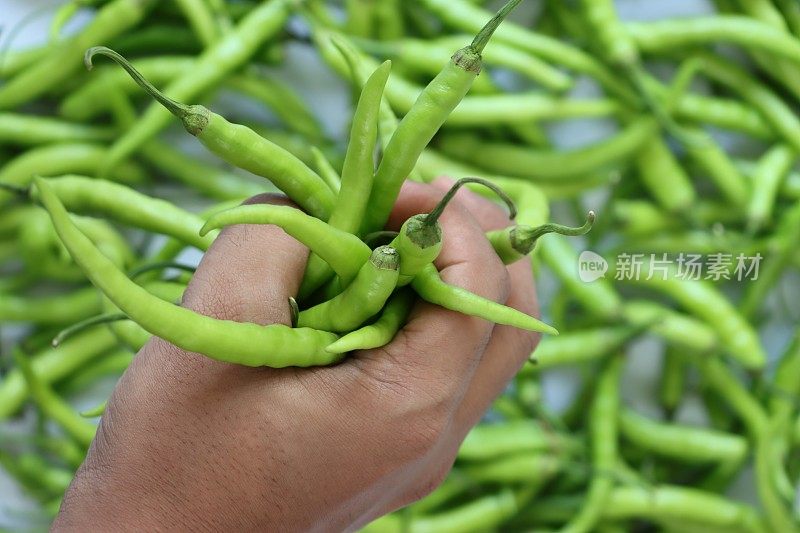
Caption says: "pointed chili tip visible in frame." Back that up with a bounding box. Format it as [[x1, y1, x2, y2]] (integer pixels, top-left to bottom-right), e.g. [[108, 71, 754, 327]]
[[324, 342, 346, 354], [198, 222, 212, 237]]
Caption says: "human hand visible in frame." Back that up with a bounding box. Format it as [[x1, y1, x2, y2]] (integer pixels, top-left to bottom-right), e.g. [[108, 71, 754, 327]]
[[53, 178, 540, 532]]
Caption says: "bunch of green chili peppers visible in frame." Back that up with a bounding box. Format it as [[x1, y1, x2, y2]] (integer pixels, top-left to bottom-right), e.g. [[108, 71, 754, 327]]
[[2, 0, 800, 530]]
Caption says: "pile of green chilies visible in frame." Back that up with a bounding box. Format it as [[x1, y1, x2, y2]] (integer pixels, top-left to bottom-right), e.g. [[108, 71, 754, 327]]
[[1, 0, 800, 530]]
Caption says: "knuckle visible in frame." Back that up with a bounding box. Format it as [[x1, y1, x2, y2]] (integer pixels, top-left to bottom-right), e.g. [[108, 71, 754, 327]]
[[399, 414, 448, 462]]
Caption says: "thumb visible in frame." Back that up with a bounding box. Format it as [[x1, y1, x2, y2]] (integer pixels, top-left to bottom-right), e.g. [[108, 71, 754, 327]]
[[181, 194, 309, 326]]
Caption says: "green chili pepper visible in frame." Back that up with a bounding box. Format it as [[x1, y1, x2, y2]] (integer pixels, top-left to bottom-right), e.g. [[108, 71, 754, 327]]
[[697, 52, 800, 152], [408, 477, 471, 516], [623, 259, 766, 370], [539, 236, 624, 320], [373, 0, 405, 40], [364, 489, 524, 533], [738, 0, 790, 26], [765, 333, 800, 501], [201, 203, 371, 285], [310, 146, 341, 194], [296, 59, 391, 301], [419, 0, 636, 103], [513, 494, 584, 527], [17, 208, 136, 276], [489, 211, 595, 265], [699, 356, 794, 532], [0, 204, 35, 236], [412, 263, 558, 335], [0, 113, 115, 146], [36, 178, 340, 369], [0, 45, 48, 80], [0, 286, 101, 326], [79, 401, 107, 419], [107, 24, 202, 56], [28, 175, 216, 252], [0, 143, 147, 205], [580, 0, 701, 145], [345, 0, 378, 37], [604, 485, 766, 532], [438, 119, 656, 183], [325, 289, 415, 354], [298, 246, 400, 332], [320, 32, 616, 127], [458, 420, 581, 461], [746, 144, 796, 233], [619, 409, 747, 464], [462, 452, 563, 485], [635, 134, 697, 214], [392, 177, 516, 286], [683, 131, 751, 209], [326, 33, 424, 184], [139, 143, 264, 201], [355, 34, 572, 93], [627, 16, 800, 65], [97, 0, 292, 174], [406, 87, 619, 127], [0, 0, 154, 110], [675, 92, 774, 139], [613, 200, 677, 236], [362, 0, 523, 233], [0, 328, 117, 420], [100, 281, 187, 351], [769, 336, 800, 425], [175, 0, 220, 47], [14, 352, 97, 448], [775, 0, 800, 35], [0, 449, 74, 499], [659, 348, 686, 418], [560, 356, 622, 533], [738, 159, 800, 200], [731, 0, 800, 102], [331, 60, 392, 235], [523, 326, 641, 370], [416, 150, 552, 224], [49, 1, 102, 42], [86, 47, 334, 219]]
